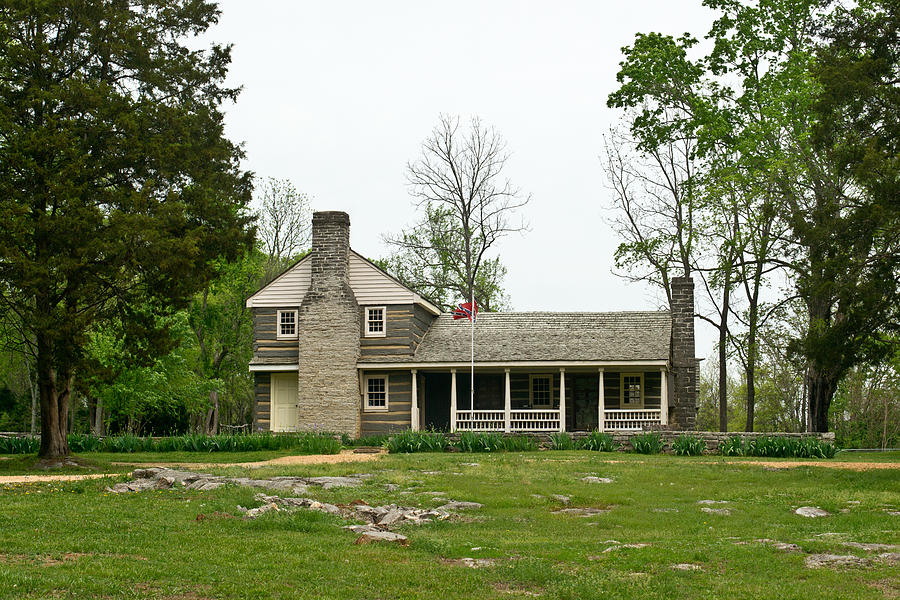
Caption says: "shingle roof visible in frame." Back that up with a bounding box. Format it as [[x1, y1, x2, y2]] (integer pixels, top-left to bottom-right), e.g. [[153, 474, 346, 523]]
[[359, 311, 672, 364]]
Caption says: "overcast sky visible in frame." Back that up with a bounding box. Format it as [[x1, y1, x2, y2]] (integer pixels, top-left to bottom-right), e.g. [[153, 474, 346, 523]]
[[209, 0, 718, 358]]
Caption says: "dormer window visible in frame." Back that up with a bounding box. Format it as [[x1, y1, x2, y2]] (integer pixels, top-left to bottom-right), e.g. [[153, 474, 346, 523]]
[[365, 306, 386, 337], [277, 310, 297, 339]]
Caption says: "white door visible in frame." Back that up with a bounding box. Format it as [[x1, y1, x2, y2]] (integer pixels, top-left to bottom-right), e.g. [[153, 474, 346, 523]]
[[270, 373, 299, 432]]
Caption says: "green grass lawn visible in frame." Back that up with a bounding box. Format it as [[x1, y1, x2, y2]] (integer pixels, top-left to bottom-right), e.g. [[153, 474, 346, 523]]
[[1, 451, 898, 599]]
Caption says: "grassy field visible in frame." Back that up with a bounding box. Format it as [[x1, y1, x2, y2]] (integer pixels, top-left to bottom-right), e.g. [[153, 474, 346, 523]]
[[1, 451, 898, 599]]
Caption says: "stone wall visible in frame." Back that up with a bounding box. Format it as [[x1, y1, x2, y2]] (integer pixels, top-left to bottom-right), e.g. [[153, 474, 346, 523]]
[[670, 277, 698, 430], [296, 211, 361, 436]]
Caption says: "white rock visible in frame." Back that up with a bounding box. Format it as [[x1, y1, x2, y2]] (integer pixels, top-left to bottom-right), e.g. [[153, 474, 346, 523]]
[[700, 507, 731, 516], [805, 554, 867, 568], [795, 506, 830, 518], [354, 530, 409, 545]]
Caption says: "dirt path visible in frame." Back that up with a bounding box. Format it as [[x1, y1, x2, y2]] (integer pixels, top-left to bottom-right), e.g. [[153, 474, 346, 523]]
[[111, 449, 386, 470], [727, 460, 900, 471], [1, 450, 386, 484]]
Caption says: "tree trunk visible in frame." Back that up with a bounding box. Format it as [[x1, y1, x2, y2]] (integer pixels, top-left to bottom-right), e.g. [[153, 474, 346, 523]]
[[206, 389, 219, 435], [37, 333, 70, 458], [744, 300, 758, 432], [718, 285, 731, 432], [92, 396, 104, 436], [807, 366, 837, 432]]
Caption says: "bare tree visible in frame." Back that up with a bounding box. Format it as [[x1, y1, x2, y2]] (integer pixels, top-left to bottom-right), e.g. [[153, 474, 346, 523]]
[[385, 115, 529, 310], [603, 116, 741, 432], [256, 177, 312, 282]]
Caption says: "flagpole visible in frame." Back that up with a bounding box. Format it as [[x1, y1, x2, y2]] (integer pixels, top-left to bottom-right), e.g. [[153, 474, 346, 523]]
[[470, 291, 474, 413]]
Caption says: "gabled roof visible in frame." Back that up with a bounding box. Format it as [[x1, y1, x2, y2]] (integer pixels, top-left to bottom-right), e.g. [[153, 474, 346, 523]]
[[246, 250, 441, 314], [358, 311, 672, 364]]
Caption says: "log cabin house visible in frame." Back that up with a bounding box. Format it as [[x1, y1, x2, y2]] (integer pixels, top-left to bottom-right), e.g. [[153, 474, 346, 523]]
[[247, 211, 699, 437]]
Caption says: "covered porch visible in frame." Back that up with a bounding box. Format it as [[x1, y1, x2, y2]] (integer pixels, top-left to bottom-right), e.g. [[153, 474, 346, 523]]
[[406, 364, 669, 433]]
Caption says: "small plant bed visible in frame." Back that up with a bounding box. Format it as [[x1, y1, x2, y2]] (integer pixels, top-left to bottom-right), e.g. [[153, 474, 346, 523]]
[[719, 435, 838, 458], [0, 432, 341, 455]]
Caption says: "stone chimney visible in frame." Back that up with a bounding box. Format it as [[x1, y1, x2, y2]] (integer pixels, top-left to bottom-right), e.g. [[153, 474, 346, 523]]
[[670, 276, 698, 430], [296, 211, 360, 435]]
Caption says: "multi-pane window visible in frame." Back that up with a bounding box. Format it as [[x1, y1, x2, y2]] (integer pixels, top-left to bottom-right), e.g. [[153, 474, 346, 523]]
[[530, 375, 552, 407], [366, 307, 385, 337], [622, 373, 643, 407], [277, 310, 297, 339], [365, 376, 388, 411]]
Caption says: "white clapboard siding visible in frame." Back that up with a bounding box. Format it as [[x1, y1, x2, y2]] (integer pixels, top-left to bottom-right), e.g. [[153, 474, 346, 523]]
[[247, 251, 439, 313]]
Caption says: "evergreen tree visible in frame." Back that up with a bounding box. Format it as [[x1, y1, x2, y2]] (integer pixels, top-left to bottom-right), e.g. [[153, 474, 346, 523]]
[[0, 1, 254, 457]]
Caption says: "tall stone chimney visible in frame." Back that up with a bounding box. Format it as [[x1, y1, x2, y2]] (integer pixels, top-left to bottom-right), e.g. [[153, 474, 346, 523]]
[[296, 211, 360, 435], [670, 276, 698, 430]]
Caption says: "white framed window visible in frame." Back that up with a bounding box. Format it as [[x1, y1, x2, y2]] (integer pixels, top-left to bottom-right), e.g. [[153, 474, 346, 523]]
[[276, 310, 297, 339], [365, 306, 386, 337], [529, 374, 553, 407], [620, 373, 644, 408], [364, 375, 389, 412]]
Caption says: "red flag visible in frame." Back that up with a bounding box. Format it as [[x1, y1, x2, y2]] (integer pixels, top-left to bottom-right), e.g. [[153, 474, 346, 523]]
[[452, 301, 478, 321]]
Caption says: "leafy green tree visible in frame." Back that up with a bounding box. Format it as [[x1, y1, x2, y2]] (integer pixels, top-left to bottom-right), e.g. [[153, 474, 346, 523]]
[[188, 252, 265, 433], [609, 0, 899, 432], [0, 1, 254, 457]]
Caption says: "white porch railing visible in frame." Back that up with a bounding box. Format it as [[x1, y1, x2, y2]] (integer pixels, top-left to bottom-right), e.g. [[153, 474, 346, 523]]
[[455, 409, 562, 432], [510, 409, 560, 432], [603, 409, 662, 431], [454, 408, 661, 432], [455, 410, 505, 431]]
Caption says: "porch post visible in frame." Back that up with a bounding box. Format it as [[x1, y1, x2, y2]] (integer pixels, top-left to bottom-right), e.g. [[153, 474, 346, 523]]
[[598, 368, 605, 431], [660, 367, 668, 426], [411, 369, 419, 431], [504, 368, 511, 433], [450, 369, 457, 432], [559, 368, 566, 432]]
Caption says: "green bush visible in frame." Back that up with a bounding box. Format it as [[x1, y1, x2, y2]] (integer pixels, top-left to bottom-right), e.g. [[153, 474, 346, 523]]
[[631, 432, 664, 454], [578, 430, 618, 452], [456, 431, 505, 452], [746, 436, 799, 458], [342, 434, 390, 448], [795, 437, 838, 459], [672, 434, 706, 456], [0, 432, 342, 455], [549, 431, 575, 450], [501, 435, 538, 452], [719, 436, 745, 456], [385, 430, 449, 453], [0, 435, 39, 454]]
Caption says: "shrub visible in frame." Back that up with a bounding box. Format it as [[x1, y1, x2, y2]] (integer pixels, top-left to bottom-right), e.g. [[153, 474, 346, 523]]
[[294, 432, 341, 455], [0, 435, 39, 454], [630, 432, 664, 454], [67, 433, 103, 453], [456, 431, 505, 452], [385, 430, 449, 453], [578, 430, 617, 452], [746, 436, 798, 458], [343, 434, 390, 448], [796, 437, 838, 459], [672, 434, 706, 456], [501, 435, 538, 452], [719, 436, 745, 456], [549, 431, 575, 450]]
